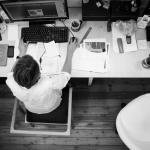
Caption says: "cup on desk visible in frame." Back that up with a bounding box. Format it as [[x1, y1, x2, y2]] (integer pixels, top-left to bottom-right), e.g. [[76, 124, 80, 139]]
[[71, 19, 82, 32], [142, 55, 150, 69]]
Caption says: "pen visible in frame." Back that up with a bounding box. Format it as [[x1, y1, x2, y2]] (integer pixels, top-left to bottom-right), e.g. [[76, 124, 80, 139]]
[[106, 44, 109, 54], [104, 44, 109, 69], [104, 60, 106, 69]]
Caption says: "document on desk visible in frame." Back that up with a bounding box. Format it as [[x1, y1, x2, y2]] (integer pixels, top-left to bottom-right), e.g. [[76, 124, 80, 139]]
[[136, 28, 148, 50], [72, 39, 109, 73], [112, 23, 138, 53], [27, 41, 61, 75], [41, 56, 61, 75], [7, 24, 19, 41], [41, 41, 61, 75]]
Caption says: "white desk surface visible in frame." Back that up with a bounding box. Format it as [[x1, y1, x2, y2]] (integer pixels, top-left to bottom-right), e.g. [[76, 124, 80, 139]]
[[1, 8, 150, 78]]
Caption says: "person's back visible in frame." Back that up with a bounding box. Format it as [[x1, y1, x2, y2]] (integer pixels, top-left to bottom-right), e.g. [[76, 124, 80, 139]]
[[6, 37, 78, 115]]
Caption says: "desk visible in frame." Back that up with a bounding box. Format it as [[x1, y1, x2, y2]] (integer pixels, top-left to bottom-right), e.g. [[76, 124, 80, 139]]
[[1, 8, 150, 80]]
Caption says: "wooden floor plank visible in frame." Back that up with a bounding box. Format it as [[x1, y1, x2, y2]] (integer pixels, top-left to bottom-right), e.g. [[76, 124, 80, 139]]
[[0, 136, 124, 145], [2, 78, 147, 149], [0, 144, 128, 150]]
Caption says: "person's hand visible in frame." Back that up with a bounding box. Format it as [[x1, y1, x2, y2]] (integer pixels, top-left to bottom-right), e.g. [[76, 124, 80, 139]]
[[18, 38, 29, 57], [67, 37, 78, 56], [62, 37, 79, 73]]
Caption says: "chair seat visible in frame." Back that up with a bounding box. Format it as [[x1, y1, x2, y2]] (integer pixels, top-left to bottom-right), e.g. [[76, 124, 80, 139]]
[[118, 94, 150, 141], [10, 87, 73, 136], [116, 93, 150, 150]]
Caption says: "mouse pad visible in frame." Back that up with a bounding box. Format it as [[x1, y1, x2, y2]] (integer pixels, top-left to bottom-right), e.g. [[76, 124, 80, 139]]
[[0, 44, 8, 66]]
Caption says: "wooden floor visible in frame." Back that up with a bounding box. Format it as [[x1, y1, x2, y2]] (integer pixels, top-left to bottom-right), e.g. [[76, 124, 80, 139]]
[[1, 78, 150, 150]]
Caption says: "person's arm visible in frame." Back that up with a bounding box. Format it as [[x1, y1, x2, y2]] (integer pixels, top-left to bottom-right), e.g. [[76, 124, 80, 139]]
[[11, 38, 29, 71], [62, 37, 78, 74], [18, 38, 29, 57]]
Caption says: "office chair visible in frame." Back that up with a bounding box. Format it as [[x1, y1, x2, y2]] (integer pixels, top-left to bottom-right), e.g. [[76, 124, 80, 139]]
[[10, 87, 73, 136], [116, 94, 150, 150]]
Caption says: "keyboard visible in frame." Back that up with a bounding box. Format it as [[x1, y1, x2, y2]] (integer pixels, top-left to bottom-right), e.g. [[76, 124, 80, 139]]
[[21, 26, 69, 43]]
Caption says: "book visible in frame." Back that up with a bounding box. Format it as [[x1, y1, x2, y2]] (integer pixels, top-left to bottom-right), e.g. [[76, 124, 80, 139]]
[[0, 44, 8, 66]]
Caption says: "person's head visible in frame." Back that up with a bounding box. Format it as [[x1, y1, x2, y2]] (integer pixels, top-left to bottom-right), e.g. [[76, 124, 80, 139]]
[[13, 55, 40, 89]]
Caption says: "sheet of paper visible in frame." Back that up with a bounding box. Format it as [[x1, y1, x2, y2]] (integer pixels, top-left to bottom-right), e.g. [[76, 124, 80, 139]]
[[72, 47, 109, 73], [137, 40, 148, 50], [112, 23, 138, 53], [41, 56, 61, 75], [7, 24, 19, 41], [43, 41, 59, 58], [14, 39, 19, 61], [26, 42, 45, 62]]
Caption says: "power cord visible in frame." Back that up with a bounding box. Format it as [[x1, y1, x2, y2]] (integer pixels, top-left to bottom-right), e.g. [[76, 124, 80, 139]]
[[61, 19, 75, 38]]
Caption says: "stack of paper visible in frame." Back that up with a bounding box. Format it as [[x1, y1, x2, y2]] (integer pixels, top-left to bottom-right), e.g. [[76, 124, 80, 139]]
[[43, 41, 59, 58], [7, 24, 19, 41], [72, 39, 109, 73]]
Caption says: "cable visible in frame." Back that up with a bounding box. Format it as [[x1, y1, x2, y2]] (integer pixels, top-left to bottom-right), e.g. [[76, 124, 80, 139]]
[[61, 19, 75, 37]]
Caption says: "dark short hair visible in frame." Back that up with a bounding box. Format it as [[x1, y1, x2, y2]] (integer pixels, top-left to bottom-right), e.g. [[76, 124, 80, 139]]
[[13, 55, 40, 89]]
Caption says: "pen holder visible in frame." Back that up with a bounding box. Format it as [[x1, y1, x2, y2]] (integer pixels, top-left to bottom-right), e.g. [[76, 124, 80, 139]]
[[71, 19, 82, 32], [142, 55, 150, 69]]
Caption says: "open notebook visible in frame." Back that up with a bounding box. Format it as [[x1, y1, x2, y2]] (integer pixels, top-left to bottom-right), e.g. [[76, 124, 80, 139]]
[[27, 41, 61, 75]]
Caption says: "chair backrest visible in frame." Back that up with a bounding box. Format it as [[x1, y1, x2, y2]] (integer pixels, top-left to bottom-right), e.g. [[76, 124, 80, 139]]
[[10, 87, 73, 136]]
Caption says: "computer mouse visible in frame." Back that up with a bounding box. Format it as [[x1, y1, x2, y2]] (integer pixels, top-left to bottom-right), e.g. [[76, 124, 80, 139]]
[[71, 37, 76, 41]]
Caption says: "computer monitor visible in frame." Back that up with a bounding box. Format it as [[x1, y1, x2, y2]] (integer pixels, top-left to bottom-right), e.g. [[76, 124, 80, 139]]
[[0, 0, 69, 24]]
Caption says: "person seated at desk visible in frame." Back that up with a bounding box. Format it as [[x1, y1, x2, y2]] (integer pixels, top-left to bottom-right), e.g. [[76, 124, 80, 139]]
[[6, 37, 78, 121]]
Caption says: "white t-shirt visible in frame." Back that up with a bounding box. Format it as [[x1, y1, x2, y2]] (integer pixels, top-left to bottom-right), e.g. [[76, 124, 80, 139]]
[[6, 72, 70, 114]]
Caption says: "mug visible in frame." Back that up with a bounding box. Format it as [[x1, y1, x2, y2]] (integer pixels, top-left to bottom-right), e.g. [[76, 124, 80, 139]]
[[71, 19, 82, 32], [142, 55, 150, 69]]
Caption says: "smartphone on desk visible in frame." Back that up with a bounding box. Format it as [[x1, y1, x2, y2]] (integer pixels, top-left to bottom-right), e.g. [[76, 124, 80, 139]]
[[7, 46, 14, 58]]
